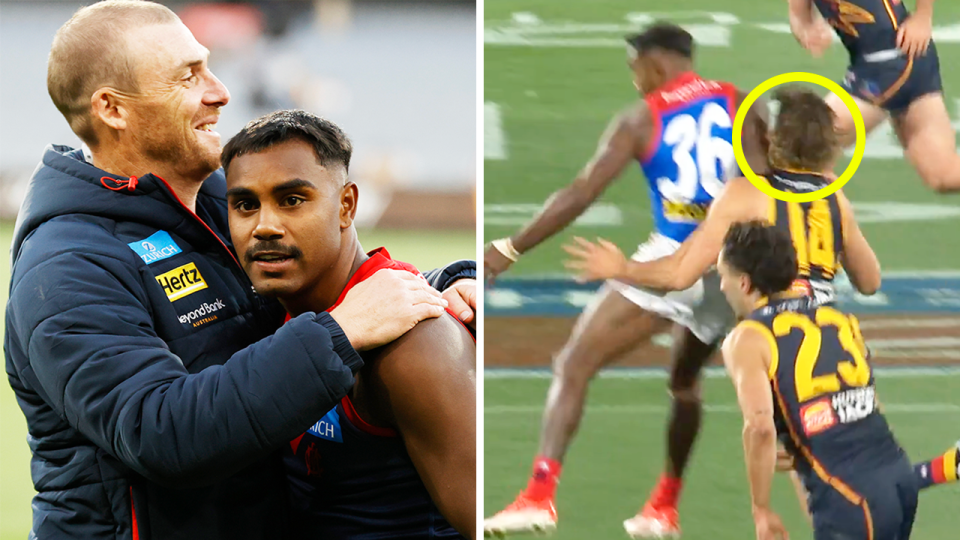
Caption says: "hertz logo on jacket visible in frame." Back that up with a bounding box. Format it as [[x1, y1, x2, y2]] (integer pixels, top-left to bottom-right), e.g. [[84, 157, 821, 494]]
[[156, 262, 208, 301]]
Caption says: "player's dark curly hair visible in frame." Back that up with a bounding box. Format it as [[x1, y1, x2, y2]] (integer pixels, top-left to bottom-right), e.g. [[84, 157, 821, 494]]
[[768, 86, 838, 172], [626, 22, 694, 59], [722, 221, 798, 296], [221, 109, 353, 175]]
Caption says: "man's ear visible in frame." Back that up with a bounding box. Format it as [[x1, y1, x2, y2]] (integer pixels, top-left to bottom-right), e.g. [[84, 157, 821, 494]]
[[340, 181, 358, 228], [90, 87, 132, 132]]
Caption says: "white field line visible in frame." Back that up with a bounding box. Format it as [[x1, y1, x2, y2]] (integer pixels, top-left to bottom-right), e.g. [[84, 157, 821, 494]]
[[485, 403, 960, 414], [859, 317, 960, 329], [870, 337, 960, 348], [484, 367, 960, 379], [495, 270, 960, 281]]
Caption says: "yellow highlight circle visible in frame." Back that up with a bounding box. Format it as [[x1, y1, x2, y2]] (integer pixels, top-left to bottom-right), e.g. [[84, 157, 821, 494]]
[[732, 72, 865, 203]]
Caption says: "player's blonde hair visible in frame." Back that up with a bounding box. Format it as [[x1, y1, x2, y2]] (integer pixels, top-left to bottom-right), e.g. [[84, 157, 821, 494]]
[[47, 0, 179, 146], [768, 86, 839, 172]]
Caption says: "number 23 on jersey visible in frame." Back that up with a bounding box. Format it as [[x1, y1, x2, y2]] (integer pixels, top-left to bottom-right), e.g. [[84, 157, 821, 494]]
[[770, 306, 870, 402]]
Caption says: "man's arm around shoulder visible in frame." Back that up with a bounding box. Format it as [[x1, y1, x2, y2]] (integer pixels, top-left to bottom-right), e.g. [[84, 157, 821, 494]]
[[6, 240, 362, 488]]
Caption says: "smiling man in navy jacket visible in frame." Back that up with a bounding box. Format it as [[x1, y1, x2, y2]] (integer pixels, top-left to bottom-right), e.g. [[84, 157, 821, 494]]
[[4, 1, 476, 539]]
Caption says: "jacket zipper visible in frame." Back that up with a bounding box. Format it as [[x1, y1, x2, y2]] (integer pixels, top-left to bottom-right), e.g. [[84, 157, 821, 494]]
[[129, 486, 140, 540]]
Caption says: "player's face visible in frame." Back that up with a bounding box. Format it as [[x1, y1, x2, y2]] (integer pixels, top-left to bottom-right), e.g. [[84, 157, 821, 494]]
[[122, 22, 230, 180], [226, 139, 355, 300], [717, 251, 753, 317]]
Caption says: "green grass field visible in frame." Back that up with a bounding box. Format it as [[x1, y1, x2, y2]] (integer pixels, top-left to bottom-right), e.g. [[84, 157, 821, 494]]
[[485, 375, 960, 540], [484, 0, 960, 274], [484, 1, 960, 538], [0, 219, 473, 540]]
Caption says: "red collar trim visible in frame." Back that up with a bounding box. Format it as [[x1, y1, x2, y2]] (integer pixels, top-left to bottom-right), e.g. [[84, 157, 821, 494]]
[[654, 71, 701, 94], [283, 247, 421, 322], [327, 248, 395, 312]]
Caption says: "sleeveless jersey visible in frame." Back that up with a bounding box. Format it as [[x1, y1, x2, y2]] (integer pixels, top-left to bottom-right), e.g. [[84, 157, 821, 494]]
[[640, 71, 738, 243], [284, 248, 464, 539], [762, 169, 844, 304], [812, 0, 910, 58], [740, 295, 905, 513]]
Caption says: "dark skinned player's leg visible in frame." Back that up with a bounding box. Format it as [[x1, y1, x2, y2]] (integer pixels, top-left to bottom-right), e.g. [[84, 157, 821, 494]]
[[525, 286, 669, 502], [636, 325, 717, 513], [665, 325, 717, 480]]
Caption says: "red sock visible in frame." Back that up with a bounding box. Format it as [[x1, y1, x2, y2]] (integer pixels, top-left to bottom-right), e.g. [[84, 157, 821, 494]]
[[524, 456, 562, 501], [651, 473, 683, 508]]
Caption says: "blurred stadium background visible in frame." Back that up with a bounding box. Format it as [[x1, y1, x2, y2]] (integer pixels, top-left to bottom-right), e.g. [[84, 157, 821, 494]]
[[0, 1, 475, 537]]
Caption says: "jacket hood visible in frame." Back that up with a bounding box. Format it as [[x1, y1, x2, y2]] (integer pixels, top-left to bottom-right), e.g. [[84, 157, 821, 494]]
[[11, 144, 228, 265]]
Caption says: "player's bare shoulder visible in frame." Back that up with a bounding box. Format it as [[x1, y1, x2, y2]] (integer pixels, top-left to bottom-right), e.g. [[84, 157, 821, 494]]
[[360, 312, 475, 418], [380, 312, 475, 368], [608, 100, 654, 156], [721, 321, 752, 359]]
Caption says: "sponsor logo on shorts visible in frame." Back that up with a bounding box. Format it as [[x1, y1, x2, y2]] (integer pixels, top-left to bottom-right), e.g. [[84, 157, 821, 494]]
[[800, 398, 837, 436], [662, 199, 709, 222], [178, 298, 226, 327], [128, 231, 181, 265], [832, 386, 876, 424], [307, 407, 343, 443], [155, 262, 208, 302]]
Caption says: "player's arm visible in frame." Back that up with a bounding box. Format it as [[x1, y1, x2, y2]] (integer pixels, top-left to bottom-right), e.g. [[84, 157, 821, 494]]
[[485, 104, 650, 280], [375, 316, 477, 539], [788, 0, 833, 56], [721, 323, 779, 516], [566, 178, 768, 290], [836, 190, 881, 295], [787, 0, 817, 34], [734, 91, 770, 176]]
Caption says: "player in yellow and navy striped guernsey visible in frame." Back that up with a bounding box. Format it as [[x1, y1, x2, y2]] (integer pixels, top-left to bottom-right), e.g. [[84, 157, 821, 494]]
[[718, 221, 918, 540], [564, 86, 882, 307], [789, 0, 960, 193]]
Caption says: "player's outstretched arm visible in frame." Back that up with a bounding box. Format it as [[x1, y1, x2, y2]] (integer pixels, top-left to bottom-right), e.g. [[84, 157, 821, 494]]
[[485, 105, 650, 282], [722, 323, 790, 540], [835, 191, 881, 295], [373, 315, 477, 538], [564, 178, 767, 290]]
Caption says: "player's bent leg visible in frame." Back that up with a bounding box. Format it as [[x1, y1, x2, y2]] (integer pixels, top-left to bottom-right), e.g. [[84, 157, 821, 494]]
[[892, 93, 960, 193], [913, 439, 960, 489], [540, 287, 667, 461], [484, 286, 668, 538], [665, 325, 717, 479], [625, 326, 718, 540], [825, 92, 888, 148]]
